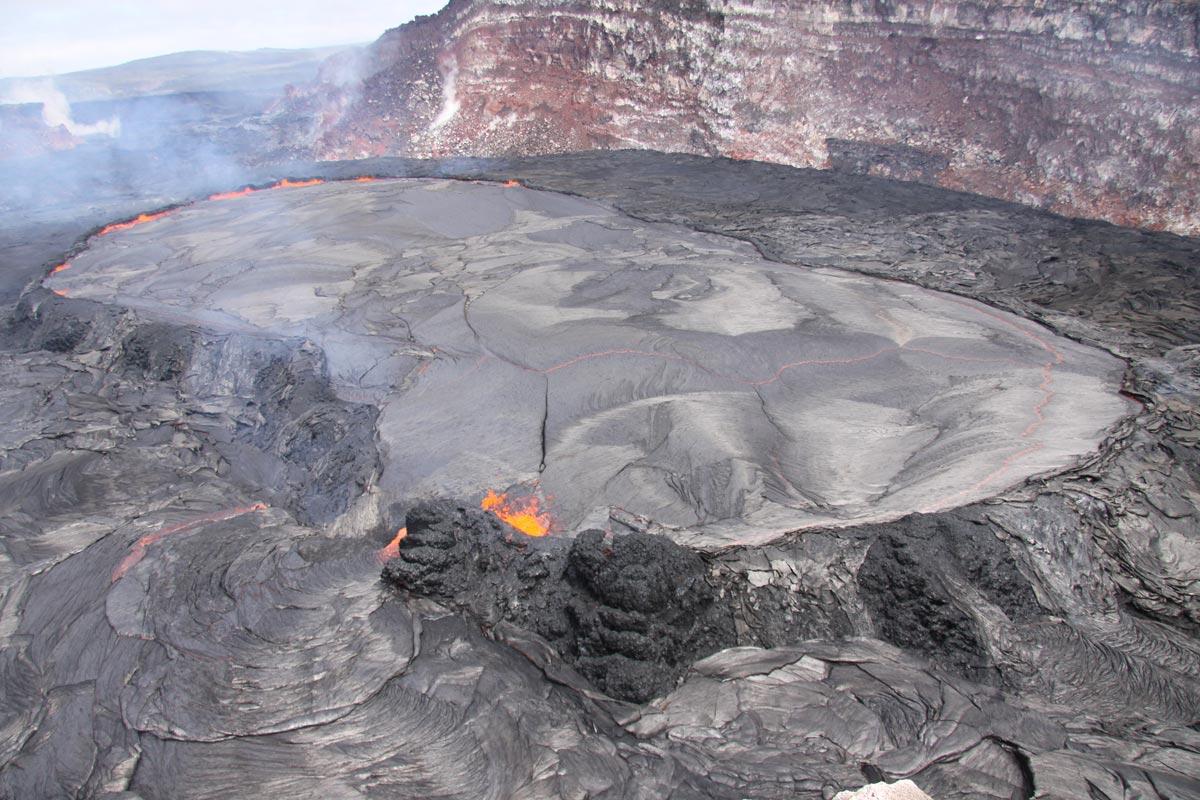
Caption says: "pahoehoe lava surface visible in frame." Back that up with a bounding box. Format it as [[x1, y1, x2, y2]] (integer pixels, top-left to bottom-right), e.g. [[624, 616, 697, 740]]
[[47, 178, 1128, 545], [3, 151, 1199, 800]]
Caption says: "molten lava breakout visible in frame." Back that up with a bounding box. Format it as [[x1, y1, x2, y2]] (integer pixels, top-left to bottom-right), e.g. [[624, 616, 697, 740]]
[[481, 490, 552, 537]]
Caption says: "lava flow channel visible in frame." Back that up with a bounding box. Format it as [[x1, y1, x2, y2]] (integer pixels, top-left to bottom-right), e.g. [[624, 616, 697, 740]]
[[209, 177, 327, 202], [98, 211, 173, 236]]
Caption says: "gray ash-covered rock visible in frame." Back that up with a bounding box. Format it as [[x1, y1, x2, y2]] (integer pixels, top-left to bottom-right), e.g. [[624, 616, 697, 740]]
[[383, 500, 735, 702]]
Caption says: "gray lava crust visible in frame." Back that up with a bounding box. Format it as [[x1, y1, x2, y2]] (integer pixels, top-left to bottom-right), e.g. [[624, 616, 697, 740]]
[[0, 151, 1198, 799]]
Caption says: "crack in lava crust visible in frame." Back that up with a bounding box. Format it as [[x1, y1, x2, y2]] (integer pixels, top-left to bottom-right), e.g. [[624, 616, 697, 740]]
[[112, 502, 270, 582], [46, 178, 1133, 547]]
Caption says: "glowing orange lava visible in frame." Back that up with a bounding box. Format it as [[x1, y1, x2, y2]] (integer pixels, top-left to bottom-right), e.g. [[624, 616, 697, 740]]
[[208, 177, 330, 203], [503, 180, 521, 188], [352, 176, 379, 183], [275, 178, 324, 189], [208, 187, 257, 201], [50, 261, 70, 274], [481, 490, 551, 537], [376, 526, 408, 563], [51, 288, 68, 297], [98, 211, 172, 236]]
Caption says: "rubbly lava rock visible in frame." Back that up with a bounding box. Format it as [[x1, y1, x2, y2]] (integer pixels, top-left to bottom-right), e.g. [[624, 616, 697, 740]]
[[382, 500, 736, 702], [381, 500, 513, 598], [247, 353, 381, 527], [122, 321, 196, 381], [858, 533, 996, 684]]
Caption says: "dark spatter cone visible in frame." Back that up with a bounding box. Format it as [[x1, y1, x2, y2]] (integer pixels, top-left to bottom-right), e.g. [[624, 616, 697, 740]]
[[382, 500, 736, 703], [558, 529, 736, 701], [856, 513, 1045, 686], [122, 322, 196, 382]]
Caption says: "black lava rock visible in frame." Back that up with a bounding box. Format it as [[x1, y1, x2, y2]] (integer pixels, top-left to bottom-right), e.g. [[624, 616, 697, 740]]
[[547, 529, 736, 702], [856, 513, 1044, 684], [381, 502, 736, 703], [121, 322, 195, 381]]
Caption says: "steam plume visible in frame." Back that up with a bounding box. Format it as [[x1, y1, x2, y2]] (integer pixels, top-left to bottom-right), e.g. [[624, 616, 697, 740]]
[[1, 79, 121, 138], [430, 56, 460, 130]]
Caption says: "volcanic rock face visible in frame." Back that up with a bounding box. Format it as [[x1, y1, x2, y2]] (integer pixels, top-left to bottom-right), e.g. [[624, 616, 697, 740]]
[[274, 0, 1200, 234], [46, 177, 1129, 545]]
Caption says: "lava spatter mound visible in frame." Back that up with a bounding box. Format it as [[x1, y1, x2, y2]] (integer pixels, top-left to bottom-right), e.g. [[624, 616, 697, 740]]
[[382, 499, 735, 703], [46, 178, 1131, 545]]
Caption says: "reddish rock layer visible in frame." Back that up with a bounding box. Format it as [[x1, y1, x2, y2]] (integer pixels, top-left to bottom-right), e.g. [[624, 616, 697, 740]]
[[272, 0, 1200, 234]]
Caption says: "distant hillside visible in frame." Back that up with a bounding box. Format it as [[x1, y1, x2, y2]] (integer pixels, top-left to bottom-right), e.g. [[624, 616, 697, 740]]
[[0, 46, 361, 103], [0, 46, 362, 164]]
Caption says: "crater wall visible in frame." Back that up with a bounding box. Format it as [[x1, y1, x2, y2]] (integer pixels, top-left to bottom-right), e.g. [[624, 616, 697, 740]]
[[272, 0, 1200, 234]]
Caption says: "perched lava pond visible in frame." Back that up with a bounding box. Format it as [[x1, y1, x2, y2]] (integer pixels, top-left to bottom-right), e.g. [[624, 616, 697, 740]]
[[48, 178, 1131, 547]]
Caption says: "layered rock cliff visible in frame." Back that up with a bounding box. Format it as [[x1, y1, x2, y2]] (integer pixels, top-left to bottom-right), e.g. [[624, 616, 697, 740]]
[[272, 0, 1200, 233]]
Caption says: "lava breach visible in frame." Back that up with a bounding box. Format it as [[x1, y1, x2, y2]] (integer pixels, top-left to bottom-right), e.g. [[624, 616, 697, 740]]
[[481, 490, 552, 537], [376, 526, 409, 563], [208, 187, 258, 201]]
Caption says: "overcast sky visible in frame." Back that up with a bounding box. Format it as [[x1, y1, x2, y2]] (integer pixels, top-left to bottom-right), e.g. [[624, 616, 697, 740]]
[[0, 0, 448, 78]]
